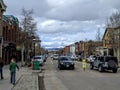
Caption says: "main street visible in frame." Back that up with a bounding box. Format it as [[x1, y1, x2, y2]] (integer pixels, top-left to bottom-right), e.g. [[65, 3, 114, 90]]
[[44, 57, 120, 90]]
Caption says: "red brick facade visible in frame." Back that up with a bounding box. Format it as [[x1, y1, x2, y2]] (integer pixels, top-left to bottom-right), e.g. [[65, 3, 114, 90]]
[[2, 15, 20, 64]]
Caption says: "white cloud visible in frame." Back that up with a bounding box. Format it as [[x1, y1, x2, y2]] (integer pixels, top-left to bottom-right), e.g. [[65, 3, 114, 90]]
[[4, 0, 120, 48]]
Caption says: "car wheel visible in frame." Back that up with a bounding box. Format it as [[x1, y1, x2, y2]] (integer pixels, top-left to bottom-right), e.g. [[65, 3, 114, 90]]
[[59, 67, 62, 70], [71, 67, 75, 70], [98, 65, 104, 72], [112, 68, 117, 73]]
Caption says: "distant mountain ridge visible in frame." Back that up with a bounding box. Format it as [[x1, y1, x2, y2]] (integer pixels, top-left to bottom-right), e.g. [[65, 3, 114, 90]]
[[46, 48, 62, 51]]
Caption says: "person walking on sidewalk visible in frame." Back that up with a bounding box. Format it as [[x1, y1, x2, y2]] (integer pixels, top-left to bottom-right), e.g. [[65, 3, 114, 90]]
[[9, 58, 19, 85], [82, 58, 87, 71], [0, 57, 4, 80]]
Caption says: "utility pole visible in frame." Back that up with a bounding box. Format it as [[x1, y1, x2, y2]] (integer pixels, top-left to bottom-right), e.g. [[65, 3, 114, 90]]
[[21, 44, 25, 66], [34, 42, 35, 56], [33, 39, 41, 56]]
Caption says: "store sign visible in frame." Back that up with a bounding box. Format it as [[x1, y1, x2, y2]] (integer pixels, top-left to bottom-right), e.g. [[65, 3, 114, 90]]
[[16, 45, 21, 51]]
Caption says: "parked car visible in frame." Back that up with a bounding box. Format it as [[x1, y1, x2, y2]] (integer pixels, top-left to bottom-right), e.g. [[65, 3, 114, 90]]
[[90, 56, 118, 73], [58, 56, 75, 70], [53, 54, 59, 60], [71, 55, 79, 61], [32, 55, 44, 66], [86, 55, 96, 63], [51, 54, 54, 58], [43, 54, 48, 62]]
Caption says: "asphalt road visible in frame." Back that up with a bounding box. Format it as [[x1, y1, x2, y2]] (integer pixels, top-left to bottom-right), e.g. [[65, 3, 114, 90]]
[[44, 57, 120, 90]]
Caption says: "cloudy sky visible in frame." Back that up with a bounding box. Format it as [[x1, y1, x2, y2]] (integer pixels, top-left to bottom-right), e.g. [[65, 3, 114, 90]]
[[4, 0, 120, 49]]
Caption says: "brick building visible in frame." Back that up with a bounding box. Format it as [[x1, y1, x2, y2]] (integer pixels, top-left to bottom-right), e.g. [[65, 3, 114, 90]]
[[2, 15, 20, 64], [78, 40, 102, 58], [75, 42, 79, 55], [0, 0, 6, 58], [63, 46, 70, 55], [79, 41, 85, 58]]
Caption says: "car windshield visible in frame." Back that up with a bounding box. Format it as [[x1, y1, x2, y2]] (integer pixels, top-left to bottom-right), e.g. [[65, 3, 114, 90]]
[[54, 55, 58, 57], [34, 56, 42, 59], [60, 57, 72, 61]]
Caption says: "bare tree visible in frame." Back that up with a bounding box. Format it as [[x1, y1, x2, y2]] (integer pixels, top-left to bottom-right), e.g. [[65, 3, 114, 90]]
[[96, 28, 101, 41], [106, 10, 120, 28], [21, 8, 37, 37], [20, 8, 37, 65]]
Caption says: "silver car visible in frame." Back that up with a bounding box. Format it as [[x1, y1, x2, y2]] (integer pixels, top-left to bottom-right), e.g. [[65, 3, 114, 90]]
[[87, 55, 96, 63], [53, 54, 59, 60], [32, 55, 44, 66]]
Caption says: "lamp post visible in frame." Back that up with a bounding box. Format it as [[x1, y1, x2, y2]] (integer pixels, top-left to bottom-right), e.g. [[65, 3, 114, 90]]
[[33, 39, 41, 56], [34, 42, 35, 56]]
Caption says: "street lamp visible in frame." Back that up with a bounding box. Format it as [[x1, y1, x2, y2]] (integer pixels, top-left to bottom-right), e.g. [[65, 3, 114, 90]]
[[33, 39, 41, 56], [33, 40, 36, 56]]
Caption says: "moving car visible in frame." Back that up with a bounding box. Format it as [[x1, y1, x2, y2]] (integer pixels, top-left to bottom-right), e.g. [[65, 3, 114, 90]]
[[90, 56, 118, 73], [58, 56, 75, 70], [32, 55, 44, 66]]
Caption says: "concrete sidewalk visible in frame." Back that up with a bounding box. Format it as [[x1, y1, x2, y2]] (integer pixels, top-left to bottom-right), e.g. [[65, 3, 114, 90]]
[[12, 74, 38, 90], [0, 62, 39, 90]]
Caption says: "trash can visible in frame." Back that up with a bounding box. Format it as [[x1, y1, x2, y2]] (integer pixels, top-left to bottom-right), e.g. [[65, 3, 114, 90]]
[[32, 61, 39, 70]]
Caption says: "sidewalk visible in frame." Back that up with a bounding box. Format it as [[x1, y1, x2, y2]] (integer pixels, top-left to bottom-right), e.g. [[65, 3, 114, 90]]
[[0, 62, 39, 90]]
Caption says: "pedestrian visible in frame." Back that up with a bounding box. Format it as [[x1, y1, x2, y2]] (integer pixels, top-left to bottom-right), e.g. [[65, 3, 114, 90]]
[[9, 58, 19, 85], [82, 58, 87, 71], [0, 57, 4, 80]]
